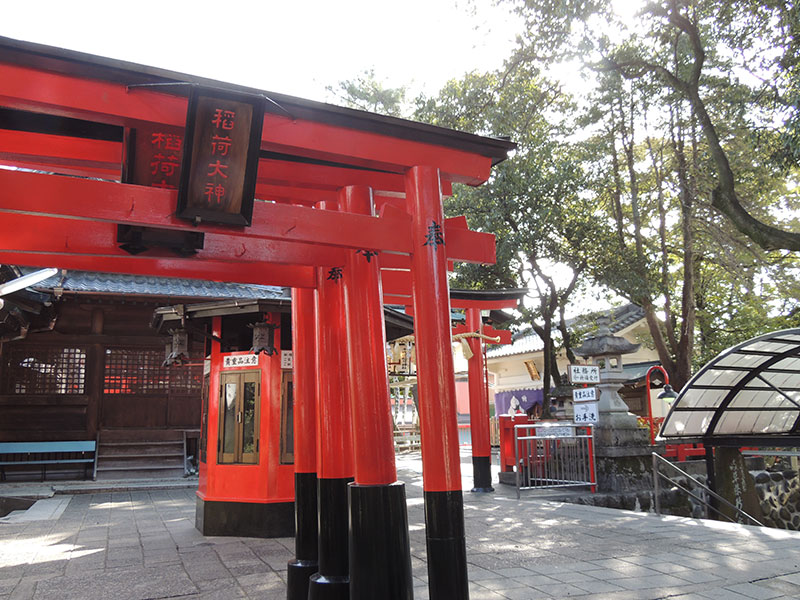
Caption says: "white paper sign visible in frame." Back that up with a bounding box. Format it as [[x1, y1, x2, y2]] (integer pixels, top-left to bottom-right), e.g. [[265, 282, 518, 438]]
[[572, 387, 597, 403], [281, 350, 293, 369], [574, 402, 599, 424], [223, 354, 259, 368], [537, 425, 573, 438], [569, 364, 600, 384]]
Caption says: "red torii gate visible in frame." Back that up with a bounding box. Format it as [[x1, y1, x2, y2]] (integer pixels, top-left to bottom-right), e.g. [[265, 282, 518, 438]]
[[449, 289, 524, 491], [0, 37, 515, 600]]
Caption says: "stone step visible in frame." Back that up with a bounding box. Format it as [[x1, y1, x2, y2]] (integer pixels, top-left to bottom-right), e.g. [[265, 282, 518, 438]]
[[99, 442, 183, 456], [97, 456, 184, 469], [98, 429, 185, 443], [95, 467, 186, 480], [96, 461, 184, 471]]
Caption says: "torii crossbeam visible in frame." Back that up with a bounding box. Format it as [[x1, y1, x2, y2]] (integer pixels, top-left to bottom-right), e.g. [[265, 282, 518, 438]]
[[0, 36, 515, 600]]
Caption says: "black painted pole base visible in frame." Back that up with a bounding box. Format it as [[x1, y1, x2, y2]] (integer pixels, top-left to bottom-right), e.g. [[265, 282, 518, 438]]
[[349, 482, 413, 600], [470, 455, 494, 493], [307, 573, 349, 600], [424, 490, 469, 600], [287, 472, 319, 600], [287, 559, 318, 600], [309, 477, 352, 600]]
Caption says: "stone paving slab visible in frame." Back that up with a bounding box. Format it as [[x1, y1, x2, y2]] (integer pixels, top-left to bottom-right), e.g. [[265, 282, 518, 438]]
[[0, 478, 198, 499], [33, 565, 197, 600], [0, 499, 70, 524], [1, 451, 800, 599]]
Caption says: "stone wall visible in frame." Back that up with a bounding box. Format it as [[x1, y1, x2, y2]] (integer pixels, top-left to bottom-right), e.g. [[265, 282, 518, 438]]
[[753, 469, 800, 529], [557, 463, 800, 531]]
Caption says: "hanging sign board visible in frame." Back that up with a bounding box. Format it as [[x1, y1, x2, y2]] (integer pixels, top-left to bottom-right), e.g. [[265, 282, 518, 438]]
[[123, 123, 185, 190], [572, 387, 597, 403], [177, 87, 265, 226], [536, 424, 573, 438], [574, 402, 599, 424], [223, 354, 259, 368], [281, 350, 293, 370], [569, 364, 600, 384]]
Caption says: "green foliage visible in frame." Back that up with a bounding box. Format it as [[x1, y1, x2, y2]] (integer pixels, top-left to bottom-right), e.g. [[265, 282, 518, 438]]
[[326, 69, 407, 117], [414, 63, 605, 395], [330, 0, 800, 387]]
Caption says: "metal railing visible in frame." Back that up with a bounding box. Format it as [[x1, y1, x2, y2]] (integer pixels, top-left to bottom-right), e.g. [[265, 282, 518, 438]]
[[393, 426, 421, 452], [514, 423, 596, 499], [652, 452, 764, 526]]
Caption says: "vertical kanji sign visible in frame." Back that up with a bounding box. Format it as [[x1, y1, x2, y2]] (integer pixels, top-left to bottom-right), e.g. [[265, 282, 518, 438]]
[[124, 124, 185, 189], [177, 88, 264, 226]]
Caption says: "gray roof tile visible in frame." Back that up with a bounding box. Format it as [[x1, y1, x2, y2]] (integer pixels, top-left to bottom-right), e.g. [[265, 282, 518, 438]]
[[23, 268, 289, 301], [487, 303, 646, 359]]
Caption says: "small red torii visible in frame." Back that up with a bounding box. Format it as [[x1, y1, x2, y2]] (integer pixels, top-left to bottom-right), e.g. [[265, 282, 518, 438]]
[[450, 290, 524, 491]]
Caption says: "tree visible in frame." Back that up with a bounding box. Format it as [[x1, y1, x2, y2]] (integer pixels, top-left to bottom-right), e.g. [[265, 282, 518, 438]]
[[484, 0, 800, 389], [507, 0, 800, 251], [577, 61, 800, 388], [327, 8, 800, 393], [415, 66, 601, 409], [574, 68, 701, 389], [325, 69, 407, 116]]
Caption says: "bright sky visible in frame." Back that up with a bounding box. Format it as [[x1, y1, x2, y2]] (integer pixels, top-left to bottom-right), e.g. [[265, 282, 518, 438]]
[[1, 0, 520, 105]]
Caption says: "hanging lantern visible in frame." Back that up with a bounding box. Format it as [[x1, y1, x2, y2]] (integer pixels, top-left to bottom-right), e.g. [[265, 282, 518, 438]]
[[250, 322, 276, 356], [164, 328, 190, 366]]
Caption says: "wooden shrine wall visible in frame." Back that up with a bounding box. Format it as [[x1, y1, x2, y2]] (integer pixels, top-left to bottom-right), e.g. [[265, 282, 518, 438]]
[[0, 298, 203, 442]]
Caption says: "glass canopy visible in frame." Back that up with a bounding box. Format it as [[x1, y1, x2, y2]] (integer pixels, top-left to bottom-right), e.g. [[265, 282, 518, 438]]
[[659, 329, 800, 444]]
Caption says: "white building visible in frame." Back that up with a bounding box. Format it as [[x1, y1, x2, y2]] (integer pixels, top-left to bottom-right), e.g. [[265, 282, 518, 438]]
[[486, 304, 672, 419]]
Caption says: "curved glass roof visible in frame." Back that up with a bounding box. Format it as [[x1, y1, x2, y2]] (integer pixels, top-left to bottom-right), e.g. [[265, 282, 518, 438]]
[[659, 329, 800, 445]]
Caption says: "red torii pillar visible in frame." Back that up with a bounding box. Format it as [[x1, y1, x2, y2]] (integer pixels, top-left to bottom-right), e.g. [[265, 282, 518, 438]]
[[309, 200, 354, 600], [341, 186, 413, 600], [287, 288, 319, 600], [466, 308, 493, 492], [406, 166, 468, 599], [450, 292, 519, 493]]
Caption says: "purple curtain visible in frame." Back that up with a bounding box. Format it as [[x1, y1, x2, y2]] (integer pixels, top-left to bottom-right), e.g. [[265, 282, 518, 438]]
[[494, 388, 543, 415]]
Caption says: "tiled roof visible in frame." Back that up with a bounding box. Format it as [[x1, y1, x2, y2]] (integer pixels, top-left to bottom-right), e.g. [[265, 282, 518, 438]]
[[487, 303, 646, 359], [385, 304, 465, 323], [24, 268, 289, 301]]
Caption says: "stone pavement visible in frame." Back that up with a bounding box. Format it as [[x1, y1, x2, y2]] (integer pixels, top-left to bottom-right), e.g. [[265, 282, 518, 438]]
[[2, 451, 800, 599]]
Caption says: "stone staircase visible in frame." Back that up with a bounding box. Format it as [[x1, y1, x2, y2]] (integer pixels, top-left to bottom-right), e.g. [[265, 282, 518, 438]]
[[95, 429, 186, 480]]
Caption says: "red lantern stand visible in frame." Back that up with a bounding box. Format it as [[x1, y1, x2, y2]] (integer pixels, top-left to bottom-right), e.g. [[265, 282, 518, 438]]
[[0, 38, 516, 600]]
